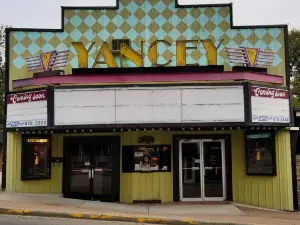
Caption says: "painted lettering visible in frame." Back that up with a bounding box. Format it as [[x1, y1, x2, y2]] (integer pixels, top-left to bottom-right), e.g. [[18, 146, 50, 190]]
[[120, 41, 144, 67], [71, 42, 95, 68], [176, 40, 199, 66], [251, 87, 288, 99], [200, 39, 223, 66], [148, 40, 172, 67], [92, 42, 118, 68]]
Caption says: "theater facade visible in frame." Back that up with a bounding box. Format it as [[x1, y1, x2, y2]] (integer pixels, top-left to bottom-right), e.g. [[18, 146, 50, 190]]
[[2, 0, 298, 211]]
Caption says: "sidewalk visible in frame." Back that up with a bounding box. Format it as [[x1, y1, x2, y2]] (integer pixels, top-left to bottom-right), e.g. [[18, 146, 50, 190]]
[[0, 192, 299, 225]]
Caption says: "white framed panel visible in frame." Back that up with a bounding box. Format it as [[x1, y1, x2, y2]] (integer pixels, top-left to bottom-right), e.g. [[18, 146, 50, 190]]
[[250, 86, 290, 123], [54, 85, 245, 126], [6, 90, 48, 128]]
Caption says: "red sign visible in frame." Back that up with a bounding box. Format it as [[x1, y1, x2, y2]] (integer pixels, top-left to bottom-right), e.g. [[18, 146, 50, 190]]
[[250, 86, 288, 99], [8, 90, 47, 104]]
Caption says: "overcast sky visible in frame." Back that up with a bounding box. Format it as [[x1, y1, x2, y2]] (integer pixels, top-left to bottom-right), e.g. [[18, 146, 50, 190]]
[[0, 0, 299, 29]]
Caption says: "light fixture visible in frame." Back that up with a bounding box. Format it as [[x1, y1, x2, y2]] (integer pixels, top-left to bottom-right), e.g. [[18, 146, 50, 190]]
[[198, 128, 201, 130], [113, 129, 116, 132], [214, 127, 216, 131], [167, 128, 170, 131], [128, 129, 131, 132], [81, 129, 84, 132], [66, 130, 69, 133], [136, 128, 139, 131], [120, 129, 123, 132], [190, 128, 193, 130], [74, 130, 77, 133], [90, 129, 93, 132]]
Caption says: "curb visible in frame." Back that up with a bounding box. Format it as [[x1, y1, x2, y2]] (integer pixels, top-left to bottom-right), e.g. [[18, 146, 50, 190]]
[[0, 207, 253, 225]]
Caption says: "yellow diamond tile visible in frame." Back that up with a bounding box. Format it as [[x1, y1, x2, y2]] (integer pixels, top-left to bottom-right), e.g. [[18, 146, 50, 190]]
[[219, 20, 230, 33], [121, 0, 131, 6], [64, 22, 75, 34], [149, 22, 160, 33], [221, 33, 231, 46], [176, 9, 187, 19], [77, 10, 90, 20], [149, 0, 160, 6], [162, 21, 174, 33], [20, 36, 33, 48], [162, 49, 173, 61], [218, 7, 229, 18], [191, 49, 201, 60], [49, 35, 62, 49], [91, 23, 104, 34], [247, 33, 260, 46], [162, 8, 173, 20], [34, 36, 47, 47], [106, 21, 118, 34], [189, 8, 202, 19], [233, 33, 246, 45], [134, 8, 146, 20], [204, 8, 216, 19], [134, 22, 146, 33], [91, 10, 103, 20], [21, 49, 31, 59], [64, 10, 76, 20], [164, 34, 174, 43], [148, 35, 157, 45], [190, 21, 201, 33], [176, 21, 188, 33], [120, 8, 131, 19], [148, 8, 159, 20], [78, 22, 90, 34], [106, 10, 118, 20], [204, 20, 217, 33], [120, 21, 131, 34], [261, 33, 273, 45]]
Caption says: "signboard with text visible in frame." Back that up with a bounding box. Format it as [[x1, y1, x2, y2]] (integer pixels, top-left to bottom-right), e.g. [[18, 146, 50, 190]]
[[6, 90, 48, 128], [250, 86, 290, 124]]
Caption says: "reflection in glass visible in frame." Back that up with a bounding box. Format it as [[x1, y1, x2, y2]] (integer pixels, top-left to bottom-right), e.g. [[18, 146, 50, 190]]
[[203, 142, 223, 198], [181, 143, 201, 198]]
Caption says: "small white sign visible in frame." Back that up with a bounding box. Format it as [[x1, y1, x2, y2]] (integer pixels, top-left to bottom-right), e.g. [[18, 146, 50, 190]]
[[85, 162, 90, 166]]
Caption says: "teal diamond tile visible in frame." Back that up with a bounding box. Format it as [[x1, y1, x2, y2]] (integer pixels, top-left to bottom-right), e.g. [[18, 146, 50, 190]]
[[56, 32, 68, 42], [154, 1, 166, 14], [42, 43, 53, 52], [212, 26, 224, 41], [98, 29, 110, 40], [27, 42, 40, 55], [84, 29, 96, 41], [98, 15, 110, 27], [184, 13, 195, 26], [70, 29, 83, 41], [13, 56, 25, 69], [112, 28, 124, 39], [70, 15, 83, 27], [155, 15, 167, 27], [199, 14, 209, 26], [254, 40, 267, 49], [56, 43, 68, 51], [13, 32, 26, 42], [268, 39, 282, 52], [42, 32, 54, 42], [112, 14, 125, 27], [140, 1, 153, 13], [27, 32, 41, 42], [84, 14, 97, 27], [126, 28, 139, 40], [142, 15, 152, 27], [255, 29, 267, 39], [127, 1, 138, 14], [239, 30, 251, 39], [168, 14, 181, 26], [269, 28, 281, 39], [13, 43, 26, 55], [211, 13, 222, 26]]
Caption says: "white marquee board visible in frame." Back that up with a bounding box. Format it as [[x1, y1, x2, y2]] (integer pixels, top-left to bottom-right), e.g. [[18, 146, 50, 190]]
[[251, 86, 290, 123], [54, 86, 245, 126], [6, 90, 48, 128]]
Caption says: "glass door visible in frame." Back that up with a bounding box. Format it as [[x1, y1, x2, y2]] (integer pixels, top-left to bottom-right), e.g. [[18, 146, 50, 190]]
[[69, 140, 92, 199], [179, 139, 226, 201], [63, 136, 120, 202], [202, 140, 226, 201], [179, 141, 202, 201], [91, 141, 113, 200]]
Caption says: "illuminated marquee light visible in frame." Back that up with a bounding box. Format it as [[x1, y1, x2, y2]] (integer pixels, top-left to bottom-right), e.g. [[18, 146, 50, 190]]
[[25, 50, 70, 72], [226, 47, 275, 67]]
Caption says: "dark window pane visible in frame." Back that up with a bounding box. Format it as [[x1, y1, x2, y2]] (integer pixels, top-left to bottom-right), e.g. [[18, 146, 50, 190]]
[[22, 136, 51, 180]]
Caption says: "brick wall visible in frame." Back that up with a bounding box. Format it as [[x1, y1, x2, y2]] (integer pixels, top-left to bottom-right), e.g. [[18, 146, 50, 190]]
[[297, 155, 300, 205]]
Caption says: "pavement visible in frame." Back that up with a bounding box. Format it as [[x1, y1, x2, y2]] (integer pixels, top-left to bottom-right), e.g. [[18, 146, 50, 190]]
[[0, 192, 299, 225]]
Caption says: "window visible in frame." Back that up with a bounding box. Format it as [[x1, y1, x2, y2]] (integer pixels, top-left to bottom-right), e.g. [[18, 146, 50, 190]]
[[245, 131, 276, 176], [21, 136, 51, 180], [122, 145, 171, 173]]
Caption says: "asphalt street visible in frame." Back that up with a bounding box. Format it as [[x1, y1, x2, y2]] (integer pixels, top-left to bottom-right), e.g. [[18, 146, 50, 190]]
[[0, 215, 155, 225]]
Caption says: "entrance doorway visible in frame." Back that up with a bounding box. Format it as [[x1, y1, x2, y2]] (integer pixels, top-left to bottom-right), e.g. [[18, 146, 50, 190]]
[[179, 139, 226, 201], [63, 136, 120, 202]]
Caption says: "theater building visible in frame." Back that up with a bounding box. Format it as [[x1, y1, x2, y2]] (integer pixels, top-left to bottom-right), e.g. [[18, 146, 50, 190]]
[[2, 0, 298, 211]]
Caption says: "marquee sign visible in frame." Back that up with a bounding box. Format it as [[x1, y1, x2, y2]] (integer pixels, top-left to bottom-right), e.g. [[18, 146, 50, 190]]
[[6, 90, 48, 128], [226, 47, 275, 67], [250, 86, 290, 123], [25, 50, 70, 73]]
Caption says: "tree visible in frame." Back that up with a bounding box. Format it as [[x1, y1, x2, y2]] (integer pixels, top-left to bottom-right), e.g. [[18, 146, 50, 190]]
[[289, 29, 300, 106], [0, 24, 8, 128]]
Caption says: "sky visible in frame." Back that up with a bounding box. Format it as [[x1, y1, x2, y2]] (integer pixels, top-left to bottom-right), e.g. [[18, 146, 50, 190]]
[[0, 0, 299, 29]]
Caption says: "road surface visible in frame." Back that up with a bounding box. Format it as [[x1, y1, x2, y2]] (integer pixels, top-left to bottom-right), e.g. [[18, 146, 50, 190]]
[[0, 215, 154, 225]]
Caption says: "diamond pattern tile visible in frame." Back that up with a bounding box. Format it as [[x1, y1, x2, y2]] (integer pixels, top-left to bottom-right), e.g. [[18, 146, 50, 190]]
[[9, 0, 286, 87]]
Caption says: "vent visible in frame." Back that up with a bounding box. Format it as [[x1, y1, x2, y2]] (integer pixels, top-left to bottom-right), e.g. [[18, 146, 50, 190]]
[[112, 39, 130, 51]]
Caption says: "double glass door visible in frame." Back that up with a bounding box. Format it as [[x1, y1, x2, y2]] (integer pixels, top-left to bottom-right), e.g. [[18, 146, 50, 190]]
[[63, 136, 120, 201], [179, 139, 225, 201]]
